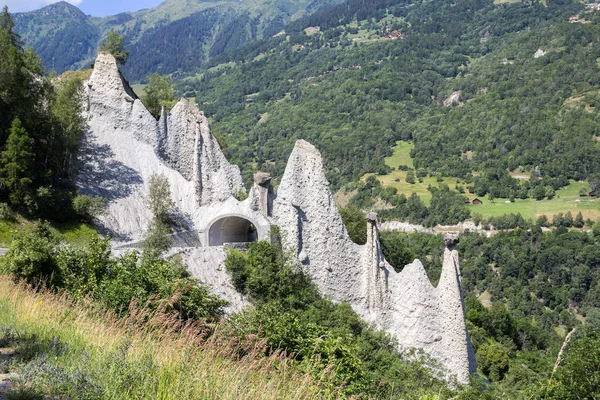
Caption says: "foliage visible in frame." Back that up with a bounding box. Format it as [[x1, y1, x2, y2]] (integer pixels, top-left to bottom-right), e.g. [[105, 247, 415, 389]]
[[0, 118, 34, 205], [0, 202, 15, 221], [348, 176, 470, 226], [175, 0, 591, 192], [406, 169, 415, 184], [339, 205, 366, 244], [141, 73, 175, 118], [0, 10, 88, 221], [143, 173, 175, 255], [146, 173, 174, 224], [49, 75, 87, 181], [12, 2, 100, 74], [224, 238, 454, 397], [476, 340, 510, 382], [142, 219, 171, 256], [380, 230, 444, 281], [1, 221, 227, 320], [541, 326, 600, 399], [380, 232, 416, 270], [0, 276, 335, 400], [1, 222, 59, 287], [99, 30, 129, 65], [377, 228, 600, 394], [72, 195, 106, 222]]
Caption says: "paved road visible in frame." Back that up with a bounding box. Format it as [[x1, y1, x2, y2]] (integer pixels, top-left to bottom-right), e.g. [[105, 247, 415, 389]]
[[0, 249, 8, 255]]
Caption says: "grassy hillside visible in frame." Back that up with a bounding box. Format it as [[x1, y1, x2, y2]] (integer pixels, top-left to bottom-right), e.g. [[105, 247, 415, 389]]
[[0, 276, 329, 399]]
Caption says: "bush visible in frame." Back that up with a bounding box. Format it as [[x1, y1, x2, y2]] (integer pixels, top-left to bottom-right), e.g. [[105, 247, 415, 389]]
[[1, 222, 60, 287], [72, 195, 106, 221], [476, 340, 510, 381], [406, 169, 416, 184], [224, 239, 451, 397], [1, 221, 226, 321], [0, 202, 15, 221], [593, 223, 600, 239]]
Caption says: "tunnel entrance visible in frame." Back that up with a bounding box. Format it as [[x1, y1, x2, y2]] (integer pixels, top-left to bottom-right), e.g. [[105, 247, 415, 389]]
[[208, 216, 258, 246]]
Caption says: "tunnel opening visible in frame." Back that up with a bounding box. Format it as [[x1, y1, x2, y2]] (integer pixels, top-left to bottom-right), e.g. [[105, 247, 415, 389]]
[[208, 216, 258, 246]]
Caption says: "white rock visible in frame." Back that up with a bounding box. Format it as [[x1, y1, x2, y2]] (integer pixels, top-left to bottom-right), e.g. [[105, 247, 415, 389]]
[[79, 53, 475, 383]]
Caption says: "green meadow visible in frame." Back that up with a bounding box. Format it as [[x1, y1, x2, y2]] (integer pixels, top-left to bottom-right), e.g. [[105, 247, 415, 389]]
[[370, 141, 600, 222]]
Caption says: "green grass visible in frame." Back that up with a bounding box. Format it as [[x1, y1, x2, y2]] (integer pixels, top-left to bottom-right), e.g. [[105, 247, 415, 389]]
[[369, 140, 600, 222], [471, 183, 600, 221], [0, 218, 36, 247], [0, 216, 99, 248], [384, 140, 414, 169], [0, 277, 331, 400], [52, 221, 101, 247]]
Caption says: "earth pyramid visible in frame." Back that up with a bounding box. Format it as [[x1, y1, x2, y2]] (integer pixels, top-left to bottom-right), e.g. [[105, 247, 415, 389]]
[[79, 52, 476, 382]]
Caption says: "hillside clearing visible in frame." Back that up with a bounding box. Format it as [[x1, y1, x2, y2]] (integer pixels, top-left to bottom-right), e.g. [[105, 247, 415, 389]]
[[366, 141, 600, 222]]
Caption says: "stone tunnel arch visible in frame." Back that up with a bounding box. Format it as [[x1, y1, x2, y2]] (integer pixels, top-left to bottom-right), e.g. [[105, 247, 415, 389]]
[[208, 216, 259, 246]]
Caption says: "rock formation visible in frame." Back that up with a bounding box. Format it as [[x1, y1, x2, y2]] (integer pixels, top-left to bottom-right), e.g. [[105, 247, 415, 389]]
[[273, 140, 476, 382], [79, 52, 476, 383]]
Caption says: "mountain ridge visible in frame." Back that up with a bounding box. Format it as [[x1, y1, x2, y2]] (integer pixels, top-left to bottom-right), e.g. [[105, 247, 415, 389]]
[[11, 0, 344, 80]]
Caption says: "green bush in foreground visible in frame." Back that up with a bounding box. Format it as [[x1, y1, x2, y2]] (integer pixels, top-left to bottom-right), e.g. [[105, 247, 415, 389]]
[[0, 221, 227, 320]]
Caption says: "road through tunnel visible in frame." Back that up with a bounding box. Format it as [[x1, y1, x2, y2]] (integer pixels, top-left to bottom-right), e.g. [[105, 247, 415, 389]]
[[208, 216, 258, 246]]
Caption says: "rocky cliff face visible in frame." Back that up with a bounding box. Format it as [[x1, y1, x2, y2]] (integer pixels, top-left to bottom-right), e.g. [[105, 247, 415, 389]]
[[79, 52, 475, 383], [83, 52, 244, 219], [273, 140, 476, 382], [80, 53, 250, 312]]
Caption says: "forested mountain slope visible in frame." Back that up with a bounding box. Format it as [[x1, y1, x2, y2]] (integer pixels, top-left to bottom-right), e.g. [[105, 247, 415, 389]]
[[178, 0, 600, 192], [12, 2, 100, 72], [12, 0, 343, 80]]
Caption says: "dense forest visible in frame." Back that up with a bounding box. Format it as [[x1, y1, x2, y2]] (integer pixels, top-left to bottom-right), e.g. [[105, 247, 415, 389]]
[[12, 0, 346, 81], [374, 227, 600, 398], [0, 6, 91, 221], [178, 0, 599, 196]]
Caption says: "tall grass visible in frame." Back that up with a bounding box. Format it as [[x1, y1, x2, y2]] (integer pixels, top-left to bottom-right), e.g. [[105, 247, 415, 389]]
[[0, 276, 341, 399]]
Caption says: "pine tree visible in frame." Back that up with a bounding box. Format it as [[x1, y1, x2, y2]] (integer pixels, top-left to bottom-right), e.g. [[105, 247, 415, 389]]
[[1, 118, 34, 205], [0, 6, 18, 47], [574, 212, 584, 229]]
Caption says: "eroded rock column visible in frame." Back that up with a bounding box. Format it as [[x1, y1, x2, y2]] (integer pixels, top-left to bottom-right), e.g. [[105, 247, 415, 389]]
[[253, 172, 273, 218]]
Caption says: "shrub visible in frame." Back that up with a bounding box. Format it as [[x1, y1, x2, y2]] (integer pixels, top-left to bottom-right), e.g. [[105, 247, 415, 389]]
[[476, 340, 510, 381], [406, 169, 416, 184], [1, 222, 226, 321], [224, 240, 450, 397], [72, 195, 106, 221], [0, 202, 15, 221], [1, 222, 60, 287]]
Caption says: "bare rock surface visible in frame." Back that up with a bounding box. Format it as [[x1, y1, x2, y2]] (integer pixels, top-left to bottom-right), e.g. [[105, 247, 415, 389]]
[[273, 140, 476, 382]]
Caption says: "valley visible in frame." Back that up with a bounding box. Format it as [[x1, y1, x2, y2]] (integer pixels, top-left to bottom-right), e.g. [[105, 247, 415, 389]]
[[1, 0, 600, 397]]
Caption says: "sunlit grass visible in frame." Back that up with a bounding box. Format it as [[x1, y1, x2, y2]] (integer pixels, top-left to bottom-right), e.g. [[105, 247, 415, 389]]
[[0, 276, 337, 399], [0, 215, 99, 247]]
